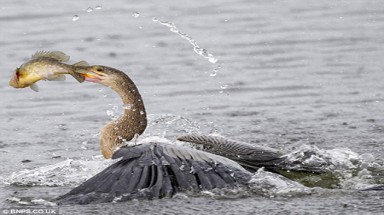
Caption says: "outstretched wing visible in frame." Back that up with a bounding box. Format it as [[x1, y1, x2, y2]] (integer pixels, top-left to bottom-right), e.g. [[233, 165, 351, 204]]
[[57, 143, 251, 205], [177, 134, 285, 171], [177, 134, 328, 175]]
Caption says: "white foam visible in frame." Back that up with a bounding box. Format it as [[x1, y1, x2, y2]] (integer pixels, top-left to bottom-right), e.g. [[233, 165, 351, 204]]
[[3, 158, 115, 187]]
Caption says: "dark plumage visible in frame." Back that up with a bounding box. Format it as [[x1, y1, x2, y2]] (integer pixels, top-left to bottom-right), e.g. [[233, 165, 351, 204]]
[[57, 143, 251, 204]]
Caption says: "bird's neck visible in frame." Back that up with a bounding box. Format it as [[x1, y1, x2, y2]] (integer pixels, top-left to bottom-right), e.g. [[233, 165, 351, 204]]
[[100, 75, 147, 159]]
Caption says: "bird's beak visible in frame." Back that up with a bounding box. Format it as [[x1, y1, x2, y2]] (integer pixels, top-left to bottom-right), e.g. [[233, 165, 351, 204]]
[[80, 69, 104, 83]]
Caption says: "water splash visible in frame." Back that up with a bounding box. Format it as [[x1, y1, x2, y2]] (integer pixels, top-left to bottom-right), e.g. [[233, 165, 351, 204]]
[[280, 144, 384, 189], [153, 18, 218, 64], [106, 105, 121, 120], [145, 114, 221, 140], [3, 158, 115, 187], [248, 168, 312, 197], [6, 197, 57, 207], [95, 5, 102, 10]]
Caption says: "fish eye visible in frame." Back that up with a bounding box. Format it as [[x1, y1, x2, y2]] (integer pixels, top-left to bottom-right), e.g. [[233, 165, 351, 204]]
[[96, 67, 104, 72]]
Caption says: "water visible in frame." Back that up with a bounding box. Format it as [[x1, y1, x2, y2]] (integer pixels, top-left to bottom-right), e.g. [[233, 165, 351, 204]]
[[1, 0, 384, 214]]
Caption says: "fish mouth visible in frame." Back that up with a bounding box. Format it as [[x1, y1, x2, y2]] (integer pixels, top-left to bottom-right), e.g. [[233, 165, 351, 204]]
[[9, 68, 20, 88], [80, 69, 105, 83], [9, 76, 18, 87]]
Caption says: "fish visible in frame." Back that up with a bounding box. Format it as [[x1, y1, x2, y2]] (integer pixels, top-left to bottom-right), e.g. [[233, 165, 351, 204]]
[[9, 51, 90, 92]]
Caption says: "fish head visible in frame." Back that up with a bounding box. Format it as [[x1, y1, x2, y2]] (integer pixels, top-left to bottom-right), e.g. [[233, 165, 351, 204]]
[[9, 66, 41, 88], [9, 67, 21, 88]]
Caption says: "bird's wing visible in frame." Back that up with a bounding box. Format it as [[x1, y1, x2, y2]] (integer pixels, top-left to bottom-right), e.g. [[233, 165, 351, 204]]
[[177, 134, 328, 174], [57, 142, 251, 205], [177, 134, 285, 171]]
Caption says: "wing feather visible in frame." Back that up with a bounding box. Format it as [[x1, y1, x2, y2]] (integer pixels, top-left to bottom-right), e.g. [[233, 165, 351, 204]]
[[57, 142, 251, 205]]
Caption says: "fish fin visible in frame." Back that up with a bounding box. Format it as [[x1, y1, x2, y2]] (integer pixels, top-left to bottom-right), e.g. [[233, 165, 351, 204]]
[[32, 51, 70, 62], [30, 84, 39, 92], [74, 68, 90, 74], [47, 74, 66, 81], [73, 61, 90, 67], [70, 72, 85, 83]]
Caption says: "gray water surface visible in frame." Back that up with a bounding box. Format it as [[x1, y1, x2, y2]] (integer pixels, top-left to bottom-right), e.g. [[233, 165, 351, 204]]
[[1, 0, 384, 214]]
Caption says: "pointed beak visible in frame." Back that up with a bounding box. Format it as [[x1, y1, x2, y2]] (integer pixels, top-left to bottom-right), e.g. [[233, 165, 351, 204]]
[[80, 69, 105, 83]]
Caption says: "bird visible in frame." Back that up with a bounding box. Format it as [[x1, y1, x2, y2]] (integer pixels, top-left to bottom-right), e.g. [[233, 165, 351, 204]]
[[55, 66, 256, 204], [56, 65, 326, 205]]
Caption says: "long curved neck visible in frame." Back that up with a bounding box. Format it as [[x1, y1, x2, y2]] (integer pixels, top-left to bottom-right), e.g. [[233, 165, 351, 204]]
[[100, 72, 147, 159]]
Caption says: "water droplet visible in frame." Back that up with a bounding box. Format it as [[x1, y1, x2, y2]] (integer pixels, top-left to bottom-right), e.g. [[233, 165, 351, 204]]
[[106, 110, 114, 116], [123, 104, 133, 110], [132, 11, 140, 18], [210, 65, 221, 77], [72, 15, 80, 21], [86, 7, 93, 13], [189, 166, 195, 174], [140, 111, 145, 115], [95, 5, 102, 10], [208, 56, 218, 64], [155, 18, 218, 64]]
